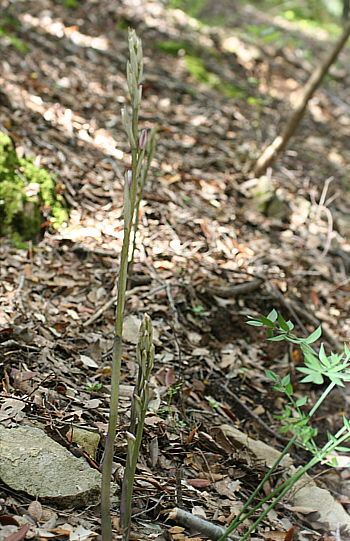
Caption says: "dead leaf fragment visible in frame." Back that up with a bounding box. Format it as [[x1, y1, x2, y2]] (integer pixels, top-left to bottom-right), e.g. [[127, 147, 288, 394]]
[[186, 478, 211, 488], [27, 500, 42, 521], [122, 315, 142, 344], [3, 523, 30, 541], [0, 399, 26, 424], [80, 355, 98, 368], [69, 525, 98, 541]]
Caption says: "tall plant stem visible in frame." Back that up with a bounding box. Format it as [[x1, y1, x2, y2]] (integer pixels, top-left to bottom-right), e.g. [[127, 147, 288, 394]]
[[101, 120, 139, 540], [101, 222, 133, 541], [129, 125, 157, 279], [121, 406, 148, 540], [100, 27, 152, 541]]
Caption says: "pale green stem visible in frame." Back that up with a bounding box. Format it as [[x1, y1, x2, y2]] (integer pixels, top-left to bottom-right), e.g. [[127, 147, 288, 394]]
[[129, 126, 157, 276], [217, 381, 338, 541], [218, 426, 350, 541], [101, 99, 141, 541], [309, 381, 336, 417], [122, 392, 149, 541], [216, 433, 298, 541], [237, 428, 350, 541], [101, 221, 133, 541], [101, 28, 146, 541], [237, 459, 318, 541]]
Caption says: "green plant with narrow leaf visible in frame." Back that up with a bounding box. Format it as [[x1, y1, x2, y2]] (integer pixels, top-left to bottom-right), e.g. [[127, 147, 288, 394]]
[[120, 314, 155, 541], [100, 29, 157, 541], [216, 309, 350, 541]]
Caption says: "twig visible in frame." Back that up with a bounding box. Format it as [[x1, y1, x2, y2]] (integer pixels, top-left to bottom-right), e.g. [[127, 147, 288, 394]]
[[175, 465, 183, 508], [308, 177, 335, 268], [221, 383, 291, 445], [254, 19, 350, 176], [169, 508, 239, 541], [83, 286, 146, 327], [0, 340, 39, 351], [83, 295, 117, 327], [198, 448, 215, 483], [205, 277, 263, 299], [132, 494, 165, 518], [166, 281, 179, 329], [291, 304, 338, 348]]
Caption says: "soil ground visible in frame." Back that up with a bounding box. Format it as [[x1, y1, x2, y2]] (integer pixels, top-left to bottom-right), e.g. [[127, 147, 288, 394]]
[[1, 1, 350, 540]]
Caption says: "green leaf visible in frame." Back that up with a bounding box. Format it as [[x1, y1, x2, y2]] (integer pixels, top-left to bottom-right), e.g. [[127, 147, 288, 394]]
[[328, 376, 344, 387], [247, 320, 263, 327], [281, 374, 290, 387], [304, 326, 322, 344], [300, 342, 317, 354], [286, 320, 294, 331], [267, 328, 274, 338], [327, 432, 337, 444], [319, 344, 330, 367], [296, 396, 307, 407], [269, 335, 287, 342], [285, 382, 293, 396], [265, 370, 279, 382], [277, 313, 289, 331], [267, 309, 278, 322], [303, 352, 321, 370], [262, 31, 281, 43], [297, 367, 314, 375], [279, 425, 292, 434], [284, 406, 292, 418], [260, 316, 277, 328], [300, 373, 324, 384], [335, 445, 350, 452]]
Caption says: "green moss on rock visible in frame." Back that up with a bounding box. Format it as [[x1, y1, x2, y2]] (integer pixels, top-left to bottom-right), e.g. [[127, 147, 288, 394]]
[[0, 131, 68, 241]]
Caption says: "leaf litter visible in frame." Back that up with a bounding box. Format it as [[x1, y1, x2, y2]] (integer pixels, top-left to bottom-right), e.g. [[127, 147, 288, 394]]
[[1, 0, 350, 540]]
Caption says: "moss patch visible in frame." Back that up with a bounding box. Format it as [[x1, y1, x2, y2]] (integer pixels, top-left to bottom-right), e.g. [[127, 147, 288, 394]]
[[0, 17, 29, 53], [0, 131, 68, 241]]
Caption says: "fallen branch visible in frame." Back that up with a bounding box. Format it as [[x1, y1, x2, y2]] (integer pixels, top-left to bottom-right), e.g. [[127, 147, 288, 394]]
[[169, 508, 238, 541], [254, 19, 350, 177], [205, 277, 263, 299]]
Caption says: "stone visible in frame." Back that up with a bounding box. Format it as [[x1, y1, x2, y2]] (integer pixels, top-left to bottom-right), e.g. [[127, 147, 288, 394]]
[[67, 427, 100, 460], [0, 425, 101, 508]]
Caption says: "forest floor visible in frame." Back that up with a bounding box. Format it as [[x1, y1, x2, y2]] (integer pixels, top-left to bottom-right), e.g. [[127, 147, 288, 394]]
[[1, 0, 350, 540]]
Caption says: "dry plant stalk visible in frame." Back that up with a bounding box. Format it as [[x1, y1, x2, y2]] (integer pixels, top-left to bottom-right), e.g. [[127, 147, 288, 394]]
[[255, 19, 350, 177]]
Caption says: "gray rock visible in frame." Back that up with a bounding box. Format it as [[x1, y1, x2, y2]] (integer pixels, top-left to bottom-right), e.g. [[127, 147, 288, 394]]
[[67, 427, 100, 460], [0, 425, 102, 508]]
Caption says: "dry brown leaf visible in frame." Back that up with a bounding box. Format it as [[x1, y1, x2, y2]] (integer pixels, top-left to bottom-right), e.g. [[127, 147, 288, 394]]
[[27, 500, 42, 521], [186, 478, 211, 488]]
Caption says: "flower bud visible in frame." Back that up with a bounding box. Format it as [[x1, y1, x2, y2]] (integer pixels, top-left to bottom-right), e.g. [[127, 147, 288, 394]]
[[139, 129, 147, 150], [127, 169, 132, 188], [122, 107, 136, 148]]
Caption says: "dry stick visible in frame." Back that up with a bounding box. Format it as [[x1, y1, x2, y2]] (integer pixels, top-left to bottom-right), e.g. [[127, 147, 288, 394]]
[[169, 508, 239, 541], [221, 383, 291, 445], [291, 304, 338, 348], [205, 277, 263, 299], [82, 286, 146, 327], [254, 19, 350, 177], [308, 177, 334, 268]]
